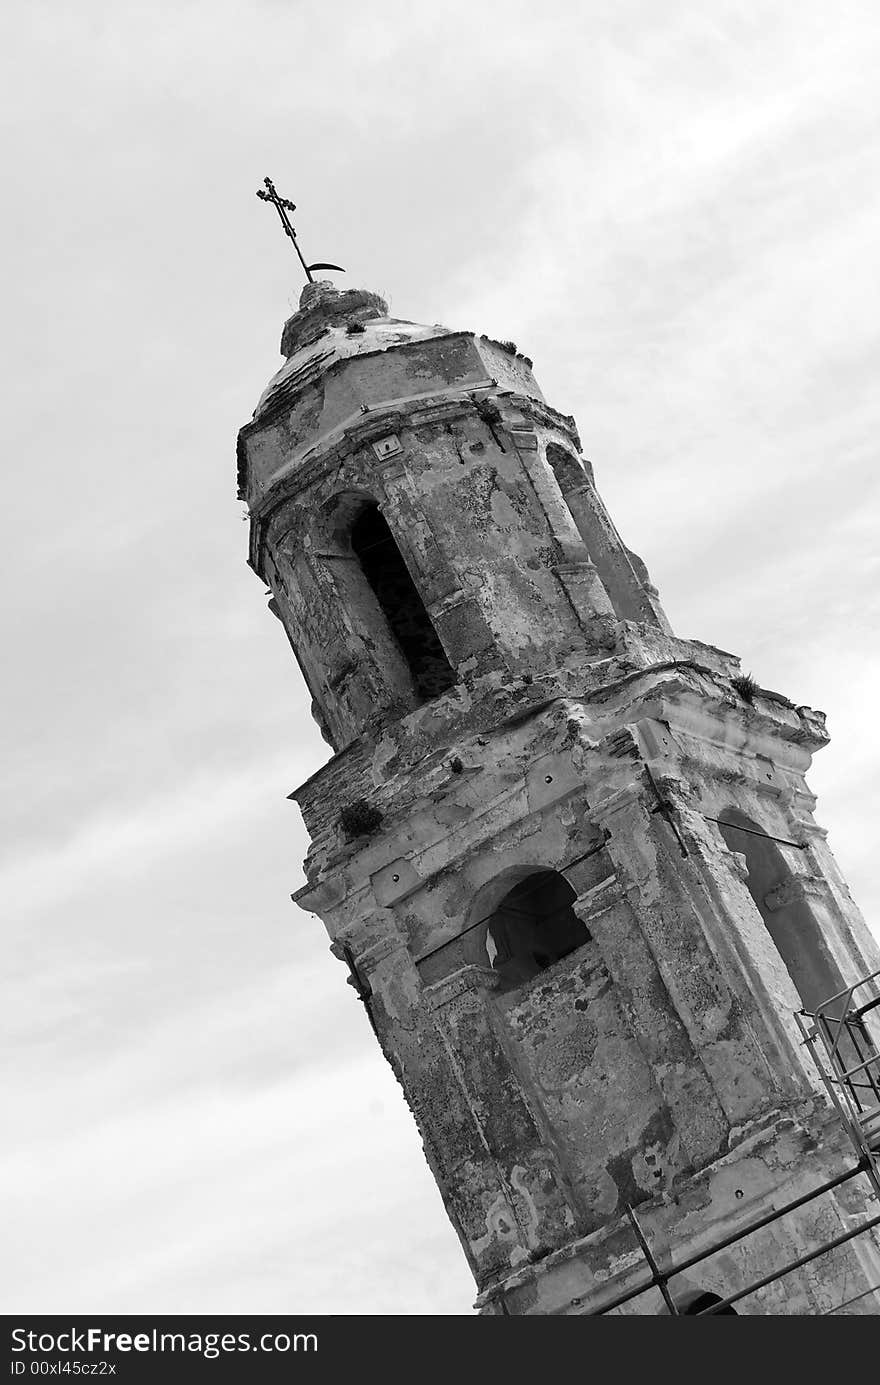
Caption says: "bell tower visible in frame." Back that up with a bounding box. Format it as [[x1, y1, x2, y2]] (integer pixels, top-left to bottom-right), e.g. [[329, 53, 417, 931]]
[[238, 278, 880, 1315]]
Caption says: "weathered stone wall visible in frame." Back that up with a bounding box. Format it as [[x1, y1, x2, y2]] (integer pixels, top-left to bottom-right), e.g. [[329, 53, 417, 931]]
[[291, 669, 880, 1303], [239, 283, 683, 751], [242, 283, 880, 1313], [485, 1112, 880, 1314]]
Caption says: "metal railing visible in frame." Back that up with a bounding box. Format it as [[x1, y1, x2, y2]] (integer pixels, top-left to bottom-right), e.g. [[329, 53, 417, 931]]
[[795, 968, 880, 1196], [486, 974, 880, 1315], [587, 972, 880, 1315], [585, 1161, 880, 1315]]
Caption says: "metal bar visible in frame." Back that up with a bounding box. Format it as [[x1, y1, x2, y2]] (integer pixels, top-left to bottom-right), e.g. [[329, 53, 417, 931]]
[[625, 1204, 679, 1315], [818, 1011, 848, 1069], [590, 1163, 865, 1316], [704, 816, 807, 850], [854, 995, 880, 1021], [816, 1015, 880, 1113], [645, 765, 688, 858], [341, 944, 380, 1040], [672, 1165, 865, 1278], [814, 978, 864, 1013], [798, 1018, 868, 1161], [862, 1044, 880, 1105], [280, 209, 313, 283], [836, 1050, 878, 1086], [820, 1281, 880, 1315], [413, 910, 506, 967], [694, 1204, 880, 1315], [798, 1003, 880, 1193], [855, 1038, 880, 1090], [413, 834, 611, 966]]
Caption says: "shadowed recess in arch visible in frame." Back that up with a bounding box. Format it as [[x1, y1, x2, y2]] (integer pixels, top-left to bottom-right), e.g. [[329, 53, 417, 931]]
[[350, 504, 455, 703], [483, 869, 591, 991], [717, 808, 845, 1013]]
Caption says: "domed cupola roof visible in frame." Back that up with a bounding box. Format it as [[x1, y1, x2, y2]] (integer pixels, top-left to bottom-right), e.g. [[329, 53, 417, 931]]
[[238, 280, 546, 515], [254, 280, 455, 422]]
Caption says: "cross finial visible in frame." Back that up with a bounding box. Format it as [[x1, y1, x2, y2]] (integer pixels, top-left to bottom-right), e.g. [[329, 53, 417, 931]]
[[255, 176, 345, 285]]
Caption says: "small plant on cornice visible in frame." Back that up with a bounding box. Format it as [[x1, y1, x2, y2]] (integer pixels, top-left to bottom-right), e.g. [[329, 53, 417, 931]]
[[474, 397, 503, 425], [480, 335, 519, 356], [339, 799, 383, 840], [449, 756, 464, 775], [346, 320, 366, 335], [732, 673, 760, 705]]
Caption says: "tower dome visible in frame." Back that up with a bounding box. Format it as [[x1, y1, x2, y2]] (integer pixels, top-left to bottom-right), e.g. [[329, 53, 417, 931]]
[[238, 281, 672, 751]]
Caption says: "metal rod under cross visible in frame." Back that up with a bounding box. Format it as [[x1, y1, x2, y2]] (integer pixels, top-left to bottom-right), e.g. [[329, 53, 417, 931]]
[[255, 176, 345, 285]]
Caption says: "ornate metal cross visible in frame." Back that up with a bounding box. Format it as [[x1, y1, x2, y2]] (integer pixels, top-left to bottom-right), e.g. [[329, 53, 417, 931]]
[[255, 176, 345, 285]]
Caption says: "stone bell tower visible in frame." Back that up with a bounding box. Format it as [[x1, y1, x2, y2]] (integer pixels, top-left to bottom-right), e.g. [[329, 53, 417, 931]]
[[238, 279, 880, 1315]]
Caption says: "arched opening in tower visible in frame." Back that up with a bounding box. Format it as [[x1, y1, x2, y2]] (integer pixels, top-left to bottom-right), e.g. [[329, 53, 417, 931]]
[[350, 505, 456, 703], [484, 870, 590, 990], [545, 441, 661, 626], [680, 1291, 738, 1316], [545, 441, 588, 492], [717, 809, 845, 1013]]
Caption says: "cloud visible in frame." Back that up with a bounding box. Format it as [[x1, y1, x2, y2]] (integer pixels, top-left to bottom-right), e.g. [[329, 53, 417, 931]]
[[3, 0, 879, 1316], [1, 758, 296, 920], [2, 1050, 471, 1314]]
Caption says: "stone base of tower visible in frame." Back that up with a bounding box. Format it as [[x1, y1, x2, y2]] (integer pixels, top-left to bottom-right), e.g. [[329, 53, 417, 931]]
[[476, 1107, 880, 1315]]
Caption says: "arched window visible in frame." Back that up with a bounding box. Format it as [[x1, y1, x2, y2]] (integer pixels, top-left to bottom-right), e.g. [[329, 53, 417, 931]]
[[718, 809, 845, 1013], [350, 504, 455, 703], [483, 870, 590, 990], [681, 1291, 738, 1316], [544, 442, 665, 628], [546, 441, 590, 491]]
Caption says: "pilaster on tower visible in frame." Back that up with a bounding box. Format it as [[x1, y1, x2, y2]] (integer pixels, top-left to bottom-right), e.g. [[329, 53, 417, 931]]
[[238, 279, 880, 1315]]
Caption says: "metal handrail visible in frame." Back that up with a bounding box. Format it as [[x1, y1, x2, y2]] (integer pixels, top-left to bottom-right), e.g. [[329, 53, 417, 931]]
[[796, 970, 880, 1196]]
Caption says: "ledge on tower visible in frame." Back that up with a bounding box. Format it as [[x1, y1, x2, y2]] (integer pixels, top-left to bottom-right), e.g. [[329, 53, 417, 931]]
[[280, 281, 388, 357]]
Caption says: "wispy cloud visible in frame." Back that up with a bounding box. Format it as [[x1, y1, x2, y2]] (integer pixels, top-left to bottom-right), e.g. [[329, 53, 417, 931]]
[[4, 0, 879, 1316], [1, 758, 296, 919]]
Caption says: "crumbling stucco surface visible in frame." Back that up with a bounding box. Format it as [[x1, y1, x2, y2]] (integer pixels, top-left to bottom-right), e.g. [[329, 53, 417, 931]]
[[239, 281, 880, 1314]]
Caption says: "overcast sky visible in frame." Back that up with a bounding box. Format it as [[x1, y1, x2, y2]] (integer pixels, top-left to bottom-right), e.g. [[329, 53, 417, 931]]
[[3, 1, 880, 1316]]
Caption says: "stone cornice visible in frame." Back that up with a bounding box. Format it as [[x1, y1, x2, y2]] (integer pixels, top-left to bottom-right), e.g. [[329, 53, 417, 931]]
[[289, 661, 828, 897], [242, 383, 584, 576]]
